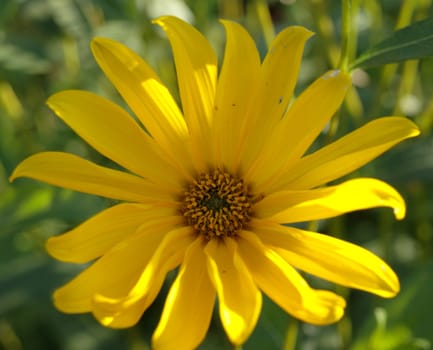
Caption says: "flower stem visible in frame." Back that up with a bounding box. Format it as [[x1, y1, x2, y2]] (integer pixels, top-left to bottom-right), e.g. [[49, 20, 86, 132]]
[[255, 0, 275, 48], [338, 0, 357, 72]]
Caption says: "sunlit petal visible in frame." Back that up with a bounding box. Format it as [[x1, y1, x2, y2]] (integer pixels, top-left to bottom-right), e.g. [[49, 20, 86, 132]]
[[91, 37, 188, 144], [260, 26, 314, 126], [53, 222, 169, 313], [213, 20, 260, 170], [247, 70, 351, 188], [241, 26, 313, 176], [205, 238, 262, 345], [238, 231, 345, 324], [272, 117, 420, 191], [92, 227, 194, 328], [255, 178, 405, 222], [91, 38, 193, 178], [154, 16, 217, 171], [47, 203, 181, 263], [10, 152, 175, 202], [255, 220, 399, 298], [47, 91, 183, 186], [153, 238, 215, 350]]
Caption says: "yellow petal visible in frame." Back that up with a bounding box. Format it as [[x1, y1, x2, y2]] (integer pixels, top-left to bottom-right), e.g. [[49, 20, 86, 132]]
[[260, 26, 314, 126], [238, 231, 345, 325], [278, 70, 351, 160], [255, 220, 400, 298], [255, 178, 405, 223], [92, 226, 194, 328], [241, 26, 313, 176], [204, 238, 262, 346], [273, 117, 420, 191], [47, 90, 182, 187], [53, 222, 169, 313], [153, 16, 217, 170], [213, 20, 260, 170], [153, 238, 215, 350], [46, 203, 180, 263], [247, 70, 351, 188], [92, 295, 147, 329], [91, 37, 188, 148], [10, 152, 174, 202]]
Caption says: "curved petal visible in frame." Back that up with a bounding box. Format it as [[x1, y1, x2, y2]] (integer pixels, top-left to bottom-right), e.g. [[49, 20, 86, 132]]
[[153, 238, 215, 350], [91, 37, 188, 146], [259, 26, 314, 127], [53, 221, 170, 313], [46, 203, 181, 263], [272, 117, 420, 191], [204, 238, 262, 346], [92, 226, 194, 328], [212, 20, 260, 170], [254, 220, 400, 298], [47, 90, 182, 187], [255, 178, 405, 223], [154, 16, 217, 170], [238, 231, 345, 325], [241, 26, 313, 176], [246, 70, 351, 188], [9, 152, 175, 202]]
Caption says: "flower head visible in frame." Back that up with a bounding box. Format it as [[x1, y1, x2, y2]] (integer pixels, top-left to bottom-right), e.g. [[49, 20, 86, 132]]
[[11, 16, 419, 349]]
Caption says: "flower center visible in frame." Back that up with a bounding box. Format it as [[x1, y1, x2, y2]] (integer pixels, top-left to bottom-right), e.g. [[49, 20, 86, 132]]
[[181, 169, 258, 240]]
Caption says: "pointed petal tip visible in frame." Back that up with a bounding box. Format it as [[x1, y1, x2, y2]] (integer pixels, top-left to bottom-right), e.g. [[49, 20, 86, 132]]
[[293, 25, 315, 36], [360, 260, 400, 299], [45, 236, 87, 264], [46, 89, 90, 113], [283, 25, 315, 44], [91, 36, 109, 45], [407, 119, 421, 137], [91, 293, 133, 329], [90, 36, 103, 47], [45, 237, 59, 259], [274, 24, 315, 42], [9, 157, 32, 183], [91, 292, 140, 328], [388, 116, 420, 138], [8, 168, 18, 183], [52, 288, 85, 314], [89, 37, 127, 66], [394, 204, 406, 220], [151, 15, 166, 24], [45, 90, 67, 108], [377, 265, 400, 298], [89, 37, 117, 59], [386, 116, 421, 138], [152, 15, 181, 28], [89, 37, 115, 59], [308, 291, 347, 325], [52, 290, 67, 313]]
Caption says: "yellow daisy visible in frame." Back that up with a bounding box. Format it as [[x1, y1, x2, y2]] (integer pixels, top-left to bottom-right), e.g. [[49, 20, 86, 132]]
[[11, 16, 419, 349]]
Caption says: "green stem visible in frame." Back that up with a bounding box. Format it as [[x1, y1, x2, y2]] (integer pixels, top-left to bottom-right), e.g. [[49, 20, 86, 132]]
[[255, 0, 275, 48], [283, 319, 299, 350], [338, 0, 356, 71]]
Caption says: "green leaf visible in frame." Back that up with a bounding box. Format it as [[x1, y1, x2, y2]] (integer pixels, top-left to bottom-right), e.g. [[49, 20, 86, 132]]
[[352, 17, 433, 69], [350, 261, 433, 350]]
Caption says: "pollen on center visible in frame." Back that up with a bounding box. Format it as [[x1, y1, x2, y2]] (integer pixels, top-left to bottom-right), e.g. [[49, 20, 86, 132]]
[[181, 169, 261, 240]]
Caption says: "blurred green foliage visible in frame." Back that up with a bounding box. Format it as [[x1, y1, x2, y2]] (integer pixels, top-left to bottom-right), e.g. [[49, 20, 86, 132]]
[[1, 0, 433, 349]]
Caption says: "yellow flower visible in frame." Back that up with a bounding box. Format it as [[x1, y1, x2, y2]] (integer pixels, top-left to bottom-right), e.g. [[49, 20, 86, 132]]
[[11, 16, 419, 349]]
